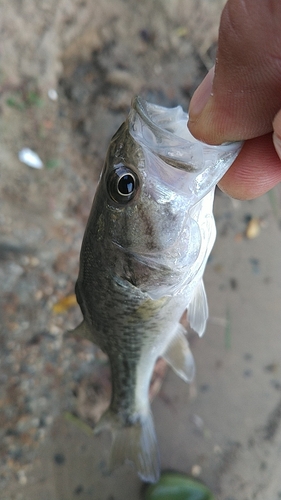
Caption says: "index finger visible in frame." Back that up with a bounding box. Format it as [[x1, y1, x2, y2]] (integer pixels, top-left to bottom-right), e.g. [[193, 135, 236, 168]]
[[218, 133, 281, 199]]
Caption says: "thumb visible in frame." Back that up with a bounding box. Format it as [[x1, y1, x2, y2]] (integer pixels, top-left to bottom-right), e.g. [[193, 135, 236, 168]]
[[188, 0, 281, 145]]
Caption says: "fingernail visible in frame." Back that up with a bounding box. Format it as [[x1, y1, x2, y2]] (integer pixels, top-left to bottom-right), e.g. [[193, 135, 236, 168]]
[[273, 132, 281, 160], [273, 110, 281, 160], [189, 66, 215, 120]]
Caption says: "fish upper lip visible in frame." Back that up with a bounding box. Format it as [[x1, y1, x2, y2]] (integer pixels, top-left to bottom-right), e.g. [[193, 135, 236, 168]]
[[129, 96, 243, 196], [130, 99, 200, 174]]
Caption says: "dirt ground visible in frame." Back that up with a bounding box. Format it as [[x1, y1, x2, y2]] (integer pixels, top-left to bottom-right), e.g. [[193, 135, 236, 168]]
[[1, 1, 281, 499]]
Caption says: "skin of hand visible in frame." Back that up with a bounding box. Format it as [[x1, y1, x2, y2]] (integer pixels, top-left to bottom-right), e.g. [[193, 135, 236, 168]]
[[188, 0, 281, 200]]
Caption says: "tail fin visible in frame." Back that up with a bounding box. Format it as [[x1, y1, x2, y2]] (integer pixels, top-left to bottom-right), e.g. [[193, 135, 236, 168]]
[[94, 409, 160, 483]]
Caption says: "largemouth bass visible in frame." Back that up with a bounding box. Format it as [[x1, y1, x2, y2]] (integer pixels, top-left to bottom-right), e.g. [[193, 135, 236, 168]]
[[73, 97, 242, 482]]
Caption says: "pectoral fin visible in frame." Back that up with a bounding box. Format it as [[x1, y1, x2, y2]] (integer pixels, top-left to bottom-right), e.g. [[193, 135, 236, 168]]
[[188, 279, 208, 337], [65, 320, 94, 342], [163, 325, 195, 382]]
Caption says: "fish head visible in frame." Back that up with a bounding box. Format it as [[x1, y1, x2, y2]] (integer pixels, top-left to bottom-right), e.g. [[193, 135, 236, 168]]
[[96, 102, 197, 260], [91, 97, 242, 295]]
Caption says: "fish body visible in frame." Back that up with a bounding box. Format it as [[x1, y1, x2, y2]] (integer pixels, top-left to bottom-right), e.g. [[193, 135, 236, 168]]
[[74, 97, 242, 482]]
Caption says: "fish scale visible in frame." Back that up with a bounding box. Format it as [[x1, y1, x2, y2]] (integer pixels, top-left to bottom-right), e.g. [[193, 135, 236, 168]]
[[72, 96, 242, 482]]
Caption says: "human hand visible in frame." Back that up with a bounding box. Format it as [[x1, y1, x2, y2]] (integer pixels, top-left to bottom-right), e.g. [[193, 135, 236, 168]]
[[188, 0, 281, 200]]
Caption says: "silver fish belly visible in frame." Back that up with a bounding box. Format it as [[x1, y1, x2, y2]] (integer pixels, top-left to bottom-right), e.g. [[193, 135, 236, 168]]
[[73, 96, 242, 482]]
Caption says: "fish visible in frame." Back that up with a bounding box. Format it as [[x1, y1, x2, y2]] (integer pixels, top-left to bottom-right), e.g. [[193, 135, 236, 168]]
[[72, 96, 242, 482]]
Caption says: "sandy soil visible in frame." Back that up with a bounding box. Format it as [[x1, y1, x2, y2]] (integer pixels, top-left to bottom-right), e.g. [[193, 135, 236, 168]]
[[1, 1, 281, 499]]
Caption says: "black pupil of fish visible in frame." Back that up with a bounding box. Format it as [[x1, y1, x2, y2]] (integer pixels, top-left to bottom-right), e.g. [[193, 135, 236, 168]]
[[118, 174, 135, 196]]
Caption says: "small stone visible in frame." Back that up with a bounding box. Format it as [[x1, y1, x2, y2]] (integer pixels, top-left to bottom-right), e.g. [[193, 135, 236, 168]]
[[245, 218, 260, 239], [29, 257, 40, 267], [191, 414, 204, 430], [49, 324, 62, 336], [229, 278, 238, 290], [74, 484, 84, 495], [213, 445, 222, 455], [199, 384, 210, 393], [244, 353, 253, 361], [17, 469, 27, 485], [34, 290, 43, 301], [191, 464, 202, 477], [48, 89, 58, 101], [53, 453, 66, 465], [30, 418, 40, 428]]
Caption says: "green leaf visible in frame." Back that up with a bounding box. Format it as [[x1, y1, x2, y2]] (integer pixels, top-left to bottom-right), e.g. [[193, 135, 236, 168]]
[[46, 158, 60, 169], [144, 472, 216, 500], [6, 97, 25, 111], [26, 90, 44, 107]]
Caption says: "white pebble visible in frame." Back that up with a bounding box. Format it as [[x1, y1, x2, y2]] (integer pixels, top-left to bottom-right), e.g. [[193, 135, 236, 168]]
[[48, 88, 58, 101], [18, 148, 43, 169], [17, 470, 27, 485]]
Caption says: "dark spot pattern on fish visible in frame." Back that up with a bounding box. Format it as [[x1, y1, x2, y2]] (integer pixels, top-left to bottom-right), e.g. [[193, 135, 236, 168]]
[[138, 205, 160, 252]]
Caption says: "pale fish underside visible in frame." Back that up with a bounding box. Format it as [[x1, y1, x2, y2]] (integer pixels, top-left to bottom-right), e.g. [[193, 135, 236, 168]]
[[72, 96, 243, 482]]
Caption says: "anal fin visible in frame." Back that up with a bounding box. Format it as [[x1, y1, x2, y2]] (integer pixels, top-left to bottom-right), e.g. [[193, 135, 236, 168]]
[[188, 279, 208, 337], [163, 325, 195, 382]]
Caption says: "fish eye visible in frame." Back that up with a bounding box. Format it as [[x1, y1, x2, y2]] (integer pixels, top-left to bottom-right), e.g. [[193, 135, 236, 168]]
[[108, 165, 139, 204]]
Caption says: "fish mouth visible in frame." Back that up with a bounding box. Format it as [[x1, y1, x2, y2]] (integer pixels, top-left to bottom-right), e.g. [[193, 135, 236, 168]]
[[130, 96, 199, 173], [128, 96, 243, 202]]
